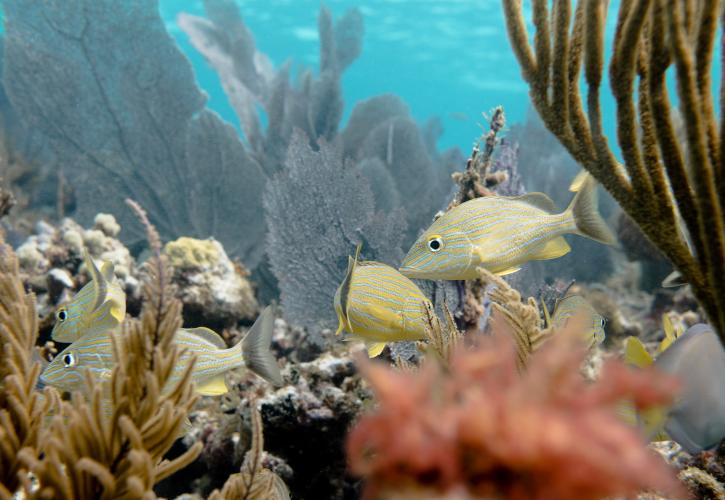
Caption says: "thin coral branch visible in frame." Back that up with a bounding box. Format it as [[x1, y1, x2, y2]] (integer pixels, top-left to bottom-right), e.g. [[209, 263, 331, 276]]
[[502, 0, 725, 346]]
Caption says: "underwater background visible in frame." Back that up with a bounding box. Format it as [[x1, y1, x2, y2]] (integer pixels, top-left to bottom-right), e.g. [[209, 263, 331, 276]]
[[159, 0, 622, 151], [1, 0, 725, 499]]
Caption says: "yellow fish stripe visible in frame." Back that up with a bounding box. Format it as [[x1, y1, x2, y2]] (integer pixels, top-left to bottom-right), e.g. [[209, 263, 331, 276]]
[[334, 246, 432, 357], [51, 250, 126, 343], [400, 176, 615, 280], [40, 307, 282, 394], [550, 295, 606, 346]]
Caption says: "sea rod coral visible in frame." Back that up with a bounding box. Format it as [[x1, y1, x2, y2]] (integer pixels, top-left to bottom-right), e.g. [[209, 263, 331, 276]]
[[502, 0, 725, 346], [347, 332, 686, 499]]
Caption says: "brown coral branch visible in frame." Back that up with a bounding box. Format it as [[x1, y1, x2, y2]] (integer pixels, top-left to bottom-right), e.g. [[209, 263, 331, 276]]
[[502, 0, 725, 346], [0, 233, 56, 497]]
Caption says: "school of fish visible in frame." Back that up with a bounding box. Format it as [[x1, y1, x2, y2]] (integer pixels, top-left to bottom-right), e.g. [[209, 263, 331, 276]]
[[41, 253, 282, 405], [44, 170, 725, 455]]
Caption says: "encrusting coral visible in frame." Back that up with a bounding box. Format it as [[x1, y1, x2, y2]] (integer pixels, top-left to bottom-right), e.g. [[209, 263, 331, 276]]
[[502, 0, 725, 346], [164, 237, 258, 328], [347, 331, 686, 500]]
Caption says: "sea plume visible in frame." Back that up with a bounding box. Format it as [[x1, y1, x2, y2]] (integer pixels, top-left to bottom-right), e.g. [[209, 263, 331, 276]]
[[347, 331, 686, 499]]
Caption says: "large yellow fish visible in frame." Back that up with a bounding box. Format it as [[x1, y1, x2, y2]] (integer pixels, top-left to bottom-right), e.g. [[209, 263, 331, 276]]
[[399, 175, 615, 280], [40, 306, 283, 394], [334, 246, 432, 357], [543, 295, 606, 347], [51, 250, 126, 343]]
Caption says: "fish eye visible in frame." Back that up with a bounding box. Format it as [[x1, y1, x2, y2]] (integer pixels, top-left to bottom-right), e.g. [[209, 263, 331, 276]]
[[427, 236, 443, 252], [57, 308, 67, 322], [62, 352, 76, 367]]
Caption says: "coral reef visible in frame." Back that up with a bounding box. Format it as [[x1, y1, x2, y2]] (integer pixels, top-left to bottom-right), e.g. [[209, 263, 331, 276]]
[[3, 0, 268, 267], [347, 333, 685, 500], [208, 403, 289, 500], [258, 351, 369, 498], [264, 131, 406, 340], [164, 237, 258, 329], [178, 0, 362, 166], [503, 0, 725, 346], [0, 207, 204, 498]]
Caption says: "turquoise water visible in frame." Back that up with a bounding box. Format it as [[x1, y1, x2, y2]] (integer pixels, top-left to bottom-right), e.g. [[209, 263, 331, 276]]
[[160, 0, 624, 152]]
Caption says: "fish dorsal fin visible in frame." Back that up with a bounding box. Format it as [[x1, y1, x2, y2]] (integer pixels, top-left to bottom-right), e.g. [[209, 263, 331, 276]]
[[569, 170, 589, 192], [83, 249, 107, 312], [196, 375, 229, 396], [100, 261, 115, 281], [339, 244, 361, 333], [185, 326, 226, 348], [510, 192, 557, 213]]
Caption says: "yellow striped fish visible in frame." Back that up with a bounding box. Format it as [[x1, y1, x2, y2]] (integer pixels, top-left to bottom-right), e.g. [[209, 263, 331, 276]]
[[543, 295, 606, 347], [39, 306, 283, 394], [51, 250, 126, 343], [334, 246, 432, 357], [399, 174, 615, 280]]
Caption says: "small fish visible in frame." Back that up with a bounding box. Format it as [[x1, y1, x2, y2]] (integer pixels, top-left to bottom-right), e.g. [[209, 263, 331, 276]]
[[40, 306, 283, 394], [51, 250, 126, 343], [334, 245, 432, 357], [399, 174, 615, 280], [622, 319, 725, 453], [543, 295, 606, 347]]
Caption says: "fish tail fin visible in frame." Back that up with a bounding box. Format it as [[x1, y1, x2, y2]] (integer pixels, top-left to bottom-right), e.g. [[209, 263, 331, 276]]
[[242, 306, 283, 386], [566, 175, 616, 245]]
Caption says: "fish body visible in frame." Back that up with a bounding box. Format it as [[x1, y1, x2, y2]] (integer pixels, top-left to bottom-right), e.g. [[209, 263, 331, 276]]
[[51, 251, 126, 343], [622, 321, 725, 453], [399, 175, 614, 280], [654, 323, 725, 453], [334, 247, 432, 357], [549, 295, 606, 346], [40, 306, 282, 394]]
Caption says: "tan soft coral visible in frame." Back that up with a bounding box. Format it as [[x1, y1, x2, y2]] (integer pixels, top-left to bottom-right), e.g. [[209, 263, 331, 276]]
[[347, 333, 687, 499]]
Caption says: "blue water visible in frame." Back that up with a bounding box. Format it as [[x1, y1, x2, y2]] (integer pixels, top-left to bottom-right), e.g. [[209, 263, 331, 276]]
[[159, 0, 625, 153]]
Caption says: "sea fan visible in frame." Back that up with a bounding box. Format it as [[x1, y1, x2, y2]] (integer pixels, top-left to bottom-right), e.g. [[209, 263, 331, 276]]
[[347, 332, 686, 499]]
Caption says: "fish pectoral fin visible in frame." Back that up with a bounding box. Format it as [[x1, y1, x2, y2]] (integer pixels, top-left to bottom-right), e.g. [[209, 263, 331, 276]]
[[196, 375, 229, 396], [624, 337, 654, 368], [366, 342, 387, 358], [529, 236, 571, 261], [494, 267, 521, 277], [91, 301, 124, 330]]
